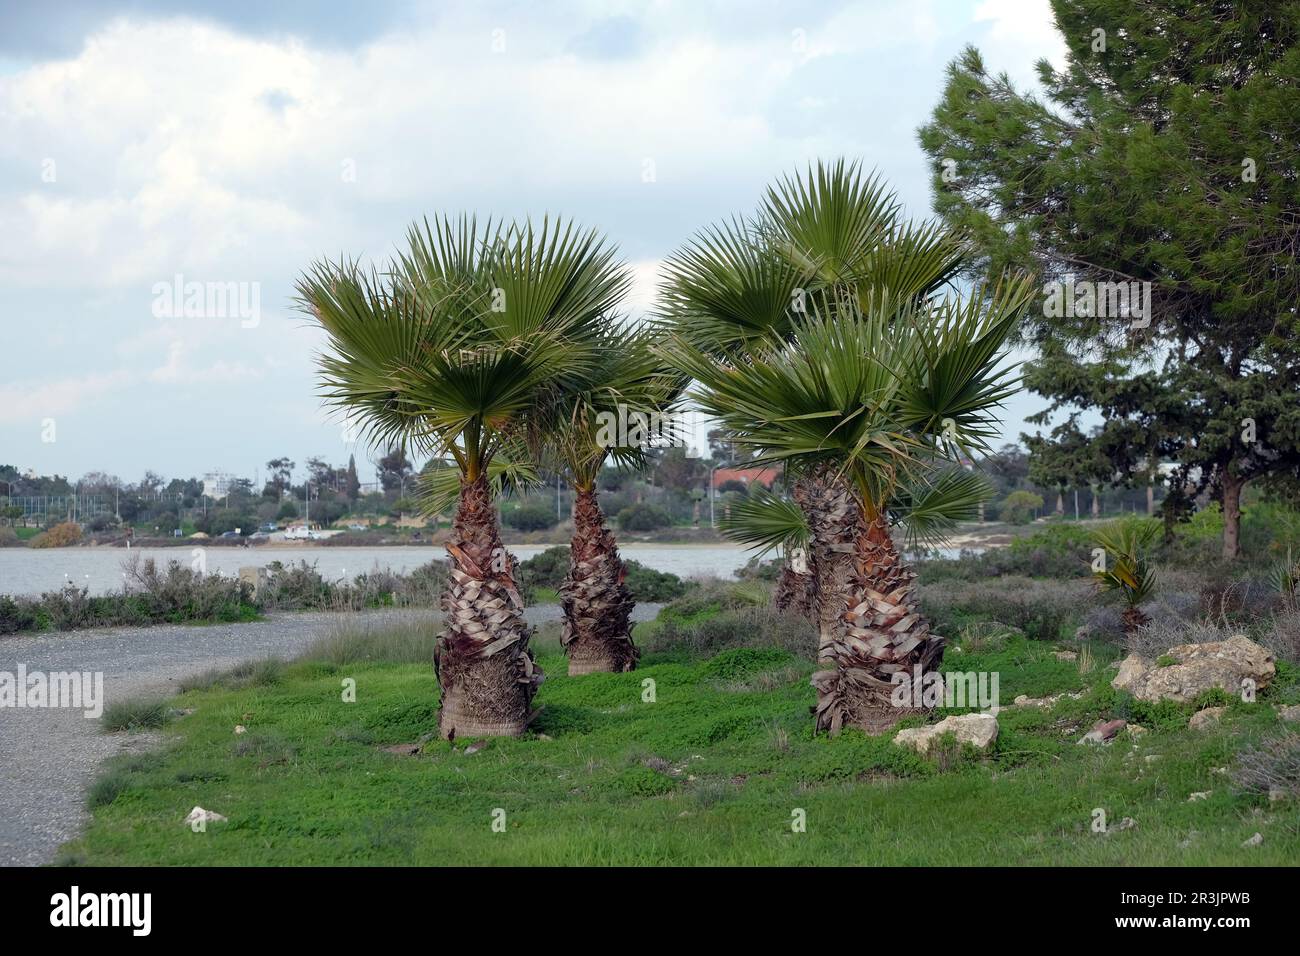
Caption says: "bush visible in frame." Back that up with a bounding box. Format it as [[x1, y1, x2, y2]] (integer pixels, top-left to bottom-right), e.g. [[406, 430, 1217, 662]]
[[1258, 610, 1300, 667], [0, 556, 451, 635], [657, 578, 771, 625], [617, 503, 672, 532], [1000, 491, 1044, 525], [0, 595, 44, 633], [29, 521, 82, 548], [0, 526, 18, 547], [516, 546, 569, 596], [736, 556, 783, 583], [624, 560, 691, 602], [1230, 731, 1300, 800], [639, 605, 815, 659], [515, 546, 690, 603], [123, 557, 255, 623], [917, 524, 1092, 582], [503, 503, 558, 532], [918, 576, 1090, 642], [259, 559, 448, 611]]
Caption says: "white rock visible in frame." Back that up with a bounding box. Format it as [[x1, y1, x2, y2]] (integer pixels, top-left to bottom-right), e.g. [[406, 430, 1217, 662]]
[[1187, 791, 1211, 802], [1112, 636, 1275, 704], [1242, 832, 1263, 847], [233, 724, 247, 735], [184, 806, 227, 826], [893, 712, 999, 755]]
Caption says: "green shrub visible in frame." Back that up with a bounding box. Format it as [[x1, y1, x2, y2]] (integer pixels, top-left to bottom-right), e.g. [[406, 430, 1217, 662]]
[[0, 595, 43, 633], [617, 503, 672, 532], [503, 503, 557, 532], [624, 560, 690, 602], [919, 577, 1089, 642], [516, 546, 689, 603], [516, 546, 569, 596], [640, 604, 814, 659], [1000, 491, 1044, 525]]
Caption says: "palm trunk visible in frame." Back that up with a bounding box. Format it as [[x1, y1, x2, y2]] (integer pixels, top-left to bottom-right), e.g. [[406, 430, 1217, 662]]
[[561, 488, 638, 675], [773, 557, 816, 619], [792, 467, 854, 645], [798, 466, 941, 736], [1121, 604, 1150, 634], [434, 474, 542, 738]]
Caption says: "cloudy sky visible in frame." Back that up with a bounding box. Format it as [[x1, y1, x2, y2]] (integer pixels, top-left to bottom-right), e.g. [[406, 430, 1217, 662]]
[[0, 0, 1066, 486]]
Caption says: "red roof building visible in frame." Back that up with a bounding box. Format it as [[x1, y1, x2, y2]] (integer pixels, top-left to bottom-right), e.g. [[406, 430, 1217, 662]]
[[711, 466, 781, 490]]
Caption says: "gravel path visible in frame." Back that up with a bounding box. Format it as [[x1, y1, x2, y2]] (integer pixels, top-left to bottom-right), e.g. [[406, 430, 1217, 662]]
[[0, 602, 660, 866]]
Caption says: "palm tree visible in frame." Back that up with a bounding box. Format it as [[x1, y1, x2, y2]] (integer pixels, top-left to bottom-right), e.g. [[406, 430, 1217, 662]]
[[723, 468, 993, 620], [551, 326, 679, 674], [664, 268, 1032, 735], [1091, 520, 1160, 634], [720, 483, 815, 616], [659, 159, 1007, 720], [298, 215, 629, 737]]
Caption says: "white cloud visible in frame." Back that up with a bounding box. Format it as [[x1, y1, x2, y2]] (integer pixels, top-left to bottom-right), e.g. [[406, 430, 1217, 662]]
[[0, 371, 132, 425], [0, 1, 1066, 476], [973, 0, 1068, 81]]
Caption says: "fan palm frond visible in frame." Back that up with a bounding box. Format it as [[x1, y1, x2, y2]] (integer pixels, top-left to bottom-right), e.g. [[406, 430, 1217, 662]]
[[1091, 519, 1160, 608], [719, 485, 810, 555], [892, 467, 993, 551]]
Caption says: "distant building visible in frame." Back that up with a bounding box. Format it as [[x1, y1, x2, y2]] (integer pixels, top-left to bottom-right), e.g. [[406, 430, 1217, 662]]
[[712, 466, 781, 490], [202, 471, 234, 499]]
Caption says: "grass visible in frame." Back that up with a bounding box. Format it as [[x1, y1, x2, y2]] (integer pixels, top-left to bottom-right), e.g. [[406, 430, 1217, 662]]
[[99, 696, 172, 733], [65, 616, 1300, 865]]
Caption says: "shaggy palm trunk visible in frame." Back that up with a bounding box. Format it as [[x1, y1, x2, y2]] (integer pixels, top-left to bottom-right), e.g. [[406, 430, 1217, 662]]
[[773, 558, 816, 619], [561, 488, 638, 675], [797, 466, 943, 735], [434, 474, 543, 738], [1122, 605, 1150, 634]]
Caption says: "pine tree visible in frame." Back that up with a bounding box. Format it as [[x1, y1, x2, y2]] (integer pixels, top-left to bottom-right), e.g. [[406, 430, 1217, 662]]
[[345, 454, 360, 502], [919, 1, 1300, 559]]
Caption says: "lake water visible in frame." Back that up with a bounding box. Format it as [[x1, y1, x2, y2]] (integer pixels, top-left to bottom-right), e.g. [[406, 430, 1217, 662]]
[[0, 544, 762, 597], [0, 541, 969, 597]]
